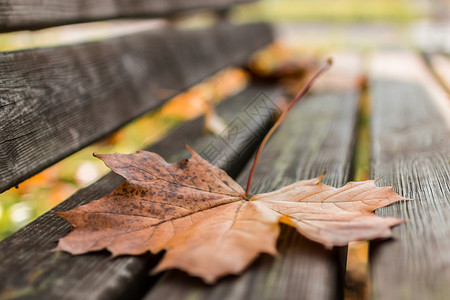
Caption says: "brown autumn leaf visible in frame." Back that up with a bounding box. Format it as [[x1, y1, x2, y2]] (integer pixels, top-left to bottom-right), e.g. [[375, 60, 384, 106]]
[[56, 146, 405, 284]]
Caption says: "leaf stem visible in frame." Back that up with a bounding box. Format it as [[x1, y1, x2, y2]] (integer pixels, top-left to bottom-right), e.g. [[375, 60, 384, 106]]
[[245, 58, 333, 198]]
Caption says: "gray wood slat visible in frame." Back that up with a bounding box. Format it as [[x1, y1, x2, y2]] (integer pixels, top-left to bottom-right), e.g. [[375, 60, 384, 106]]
[[369, 52, 450, 300], [145, 88, 360, 300], [0, 22, 273, 193], [0, 84, 284, 300], [0, 0, 254, 31]]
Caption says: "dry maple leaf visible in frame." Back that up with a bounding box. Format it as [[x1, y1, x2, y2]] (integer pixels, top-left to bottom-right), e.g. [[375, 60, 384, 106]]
[[55, 58, 406, 283], [56, 147, 405, 283]]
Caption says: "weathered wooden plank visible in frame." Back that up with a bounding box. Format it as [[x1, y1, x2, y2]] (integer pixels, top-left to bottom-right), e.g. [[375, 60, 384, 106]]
[[0, 84, 283, 300], [145, 78, 360, 299], [0, 0, 254, 31], [369, 52, 450, 300], [0, 22, 273, 193]]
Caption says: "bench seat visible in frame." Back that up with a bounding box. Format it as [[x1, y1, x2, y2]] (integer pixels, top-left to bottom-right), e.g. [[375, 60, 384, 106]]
[[1, 0, 450, 297]]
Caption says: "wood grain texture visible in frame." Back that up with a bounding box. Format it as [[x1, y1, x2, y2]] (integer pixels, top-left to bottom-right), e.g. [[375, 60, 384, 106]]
[[369, 52, 450, 300], [0, 22, 273, 193], [0, 0, 254, 31], [0, 84, 283, 300], [145, 89, 360, 300]]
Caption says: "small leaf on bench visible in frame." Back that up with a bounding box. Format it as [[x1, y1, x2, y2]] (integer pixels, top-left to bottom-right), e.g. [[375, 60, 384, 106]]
[[55, 146, 406, 284]]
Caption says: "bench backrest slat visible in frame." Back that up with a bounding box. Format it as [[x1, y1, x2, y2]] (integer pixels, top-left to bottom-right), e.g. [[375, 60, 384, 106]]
[[0, 0, 254, 31], [0, 22, 273, 193]]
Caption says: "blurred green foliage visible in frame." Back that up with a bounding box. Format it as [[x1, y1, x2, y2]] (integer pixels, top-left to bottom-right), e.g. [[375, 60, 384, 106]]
[[233, 0, 423, 23]]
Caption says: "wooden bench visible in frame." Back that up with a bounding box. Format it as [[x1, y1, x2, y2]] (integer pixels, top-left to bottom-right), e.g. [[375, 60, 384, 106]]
[[1, 1, 450, 299]]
